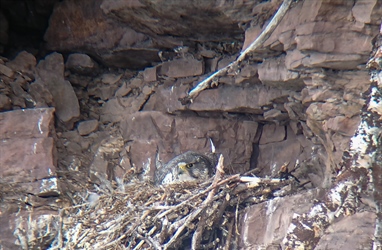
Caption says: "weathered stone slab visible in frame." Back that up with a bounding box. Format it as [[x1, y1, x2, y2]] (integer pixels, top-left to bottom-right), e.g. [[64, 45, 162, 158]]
[[0, 93, 11, 111], [0, 108, 59, 198], [0, 63, 14, 78], [0, 137, 58, 195], [77, 120, 99, 136], [0, 137, 56, 181], [45, 0, 158, 69], [315, 212, 375, 249], [0, 108, 55, 139], [101, 73, 122, 85], [6, 50, 36, 75], [257, 137, 303, 176], [65, 53, 99, 75], [35, 52, 80, 125], [142, 66, 157, 82], [258, 55, 304, 90], [261, 0, 380, 70], [100, 94, 149, 123], [239, 189, 319, 249], [301, 52, 367, 70], [101, 0, 264, 44], [296, 31, 373, 55], [324, 115, 361, 136], [144, 82, 292, 115], [259, 124, 286, 145], [159, 58, 204, 78]]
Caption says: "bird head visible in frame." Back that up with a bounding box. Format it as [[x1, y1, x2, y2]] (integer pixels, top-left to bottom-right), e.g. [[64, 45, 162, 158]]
[[176, 161, 209, 182]]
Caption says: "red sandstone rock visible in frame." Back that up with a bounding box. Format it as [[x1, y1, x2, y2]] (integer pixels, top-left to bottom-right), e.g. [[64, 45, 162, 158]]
[[0, 138, 55, 183], [0, 137, 58, 195], [100, 0, 269, 44], [87, 81, 118, 101], [239, 189, 319, 249], [100, 94, 149, 123], [258, 55, 304, 90], [159, 58, 204, 78], [257, 127, 304, 177], [242, 26, 262, 51], [263, 109, 289, 122], [145, 81, 292, 116], [28, 81, 54, 108], [115, 82, 132, 97], [0, 64, 14, 78], [35, 52, 80, 126], [259, 0, 381, 70], [101, 73, 122, 85], [324, 115, 361, 137], [77, 119, 99, 136], [142, 66, 157, 82], [0, 108, 55, 139], [259, 124, 285, 145], [217, 56, 236, 70], [44, 0, 159, 68], [128, 139, 158, 181], [0, 108, 58, 196], [0, 93, 11, 111], [65, 53, 99, 75], [234, 63, 260, 84], [6, 51, 36, 76], [120, 111, 259, 177], [315, 212, 375, 249]]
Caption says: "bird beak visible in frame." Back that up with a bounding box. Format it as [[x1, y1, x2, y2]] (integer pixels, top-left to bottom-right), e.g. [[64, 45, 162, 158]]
[[178, 162, 188, 173], [280, 162, 289, 173]]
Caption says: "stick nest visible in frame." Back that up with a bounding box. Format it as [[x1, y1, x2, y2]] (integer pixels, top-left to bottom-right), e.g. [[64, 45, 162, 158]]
[[48, 156, 294, 249]]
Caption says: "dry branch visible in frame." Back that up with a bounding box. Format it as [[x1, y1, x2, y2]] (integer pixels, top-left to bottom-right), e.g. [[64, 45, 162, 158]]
[[179, 0, 293, 105], [191, 155, 225, 249]]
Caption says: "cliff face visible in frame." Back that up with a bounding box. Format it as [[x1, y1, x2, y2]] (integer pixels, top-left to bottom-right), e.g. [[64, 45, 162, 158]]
[[0, 0, 382, 249]]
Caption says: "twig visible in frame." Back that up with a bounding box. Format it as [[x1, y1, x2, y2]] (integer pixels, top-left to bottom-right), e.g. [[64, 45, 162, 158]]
[[179, 0, 293, 105], [235, 199, 240, 236], [166, 190, 227, 236], [132, 231, 162, 250], [224, 218, 234, 250], [211, 193, 231, 229], [239, 176, 282, 188], [156, 174, 240, 219], [133, 239, 145, 250], [100, 218, 139, 249], [73, 228, 90, 248], [192, 155, 225, 249], [157, 217, 170, 244], [146, 235, 162, 250]]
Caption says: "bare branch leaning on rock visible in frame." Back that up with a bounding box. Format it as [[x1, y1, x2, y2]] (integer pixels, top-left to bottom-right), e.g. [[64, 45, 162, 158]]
[[179, 0, 293, 105]]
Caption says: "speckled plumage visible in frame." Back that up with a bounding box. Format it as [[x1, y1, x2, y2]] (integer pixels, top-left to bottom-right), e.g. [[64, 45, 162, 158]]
[[155, 151, 217, 185]]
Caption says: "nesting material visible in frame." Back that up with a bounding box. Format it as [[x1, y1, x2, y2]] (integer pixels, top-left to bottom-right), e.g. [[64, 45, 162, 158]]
[[45, 155, 294, 249]]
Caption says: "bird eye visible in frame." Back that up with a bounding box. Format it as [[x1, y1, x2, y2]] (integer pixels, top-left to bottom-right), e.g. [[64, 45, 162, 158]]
[[187, 163, 193, 168]]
